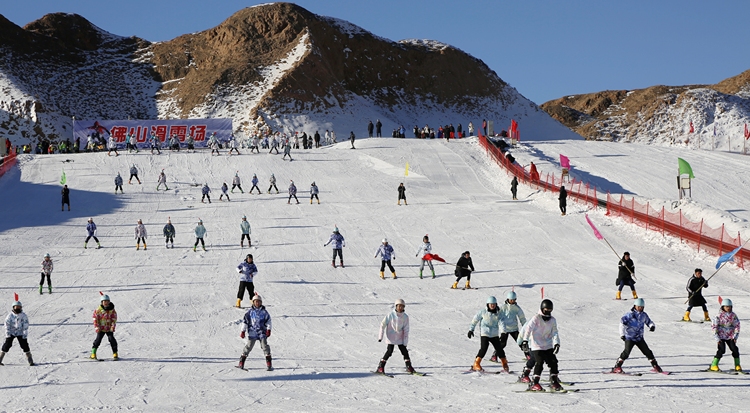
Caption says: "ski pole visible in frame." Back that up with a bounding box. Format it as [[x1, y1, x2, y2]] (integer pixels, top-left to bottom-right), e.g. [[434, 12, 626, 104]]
[[685, 263, 726, 305]]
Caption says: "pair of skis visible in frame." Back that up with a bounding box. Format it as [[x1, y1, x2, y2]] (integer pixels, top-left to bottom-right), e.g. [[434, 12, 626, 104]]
[[604, 368, 671, 376], [372, 370, 427, 378]]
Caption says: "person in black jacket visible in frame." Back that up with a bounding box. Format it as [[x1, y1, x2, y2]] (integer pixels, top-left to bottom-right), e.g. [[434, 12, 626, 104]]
[[558, 186, 567, 216], [367, 121, 374, 138], [510, 176, 518, 200], [452, 251, 475, 289], [616, 252, 636, 300], [375, 119, 382, 137], [684, 268, 709, 322], [397, 183, 407, 205], [61, 185, 70, 211]]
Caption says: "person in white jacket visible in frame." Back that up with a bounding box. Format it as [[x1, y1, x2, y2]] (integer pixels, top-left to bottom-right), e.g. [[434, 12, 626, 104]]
[[376, 299, 415, 374], [518, 299, 563, 391], [1, 299, 34, 366], [135, 219, 147, 250], [415, 235, 435, 279]]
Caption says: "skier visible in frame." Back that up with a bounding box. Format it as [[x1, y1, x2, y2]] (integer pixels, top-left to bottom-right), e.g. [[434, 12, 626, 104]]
[[236, 254, 258, 308], [287, 180, 299, 204], [376, 299, 415, 374], [349, 131, 356, 149], [128, 164, 141, 184], [282, 141, 292, 160], [616, 252, 637, 300], [210, 135, 220, 155], [709, 298, 742, 372], [453, 251, 475, 289], [249, 174, 261, 194], [236, 293, 273, 371], [375, 238, 396, 279], [186, 134, 195, 152], [510, 176, 518, 200], [268, 174, 278, 194], [468, 296, 503, 372], [231, 173, 244, 193], [156, 169, 168, 191], [269, 136, 279, 154], [240, 216, 252, 248], [610, 298, 664, 374], [168, 135, 179, 151], [310, 182, 320, 204], [684, 268, 710, 322], [201, 183, 211, 203], [518, 299, 563, 391], [150, 133, 161, 155], [0, 298, 34, 366], [228, 135, 240, 155], [415, 235, 435, 279], [163, 217, 175, 249], [135, 219, 147, 250], [220, 182, 230, 202], [90, 294, 118, 360], [40, 253, 53, 294], [468, 121, 474, 136], [193, 220, 207, 252], [127, 133, 139, 153], [250, 135, 259, 153], [489, 291, 528, 371], [398, 183, 407, 205], [558, 185, 567, 216], [114, 173, 123, 194], [61, 184, 70, 211], [84, 218, 101, 249], [324, 227, 346, 268], [107, 136, 119, 156]]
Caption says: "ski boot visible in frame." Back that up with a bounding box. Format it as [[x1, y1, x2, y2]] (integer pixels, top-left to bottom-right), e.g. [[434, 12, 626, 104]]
[[376, 359, 386, 374], [735, 358, 742, 372], [528, 376, 544, 391], [549, 374, 563, 391], [683, 311, 691, 321], [405, 359, 415, 374], [96, 242, 101, 249], [266, 355, 273, 371], [611, 358, 624, 373], [419, 271, 423, 279], [339, 260, 344, 268], [0, 351, 5, 365], [451, 281, 458, 289], [90, 348, 97, 360], [650, 358, 663, 373], [48, 284, 52, 294], [84, 242, 88, 249], [501, 357, 509, 372], [332, 260, 336, 268], [709, 357, 720, 371], [489, 353, 498, 363], [632, 290, 638, 299], [202, 246, 206, 251], [193, 246, 197, 252], [380, 272, 385, 279], [392, 272, 397, 279], [25, 351, 34, 366], [113, 353, 119, 361], [704, 311, 711, 322], [465, 281, 471, 289], [471, 357, 482, 371], [519, 367, 531, 383], [431, 270, 436, 279], [236, 299, 242, 308], [39, 285, 43, 295], [143, 242, 147, 251], [136, 244, 140, 250], [237, 355, 247, 369], [615, 291, 621, 300]]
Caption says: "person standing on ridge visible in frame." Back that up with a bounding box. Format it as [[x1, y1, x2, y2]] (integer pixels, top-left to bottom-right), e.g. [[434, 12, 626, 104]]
[[368, 121, 374, 138], [350, 131, 356, 149], [376, 119, 382, 137]]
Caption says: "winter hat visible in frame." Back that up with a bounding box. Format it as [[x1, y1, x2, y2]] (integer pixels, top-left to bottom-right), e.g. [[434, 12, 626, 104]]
[[394, 298, 405, 306], [623, 252, 630, 256], [198, 219, 203, 224], [242, 216, 247, 219], [252, 293, 263, 303], [634, 298, 645, 307], [101, 294, 110, 302], [722, 298, 734, 307], [44, 253, 51, 258], [382, 238, 388, 243], [507, 291, 517, 300], [88, 218, 93, 222], [486, 296, 498, 304]]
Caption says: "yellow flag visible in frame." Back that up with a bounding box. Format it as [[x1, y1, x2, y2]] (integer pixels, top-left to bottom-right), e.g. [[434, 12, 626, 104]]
[[405, 162, 409, 176]]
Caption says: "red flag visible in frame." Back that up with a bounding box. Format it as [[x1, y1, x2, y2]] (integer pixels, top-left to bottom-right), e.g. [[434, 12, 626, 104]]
[[719, 296, 723, 305], [14, 293, 18, 302], [745, 124, 749, 139], [424, 253, 446, 263], [541, 287, 545, 299], [689, 121, 694, 134]]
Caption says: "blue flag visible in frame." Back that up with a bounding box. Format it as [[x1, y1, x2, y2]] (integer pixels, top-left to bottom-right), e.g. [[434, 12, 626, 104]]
[[716, 245, 743, 269]]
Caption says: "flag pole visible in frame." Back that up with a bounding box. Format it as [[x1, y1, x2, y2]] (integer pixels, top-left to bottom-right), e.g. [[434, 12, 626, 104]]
[[685, 239, 750, 304]]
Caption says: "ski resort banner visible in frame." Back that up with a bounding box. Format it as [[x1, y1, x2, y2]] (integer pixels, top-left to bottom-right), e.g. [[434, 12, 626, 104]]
[[73, 119, 233, 148]]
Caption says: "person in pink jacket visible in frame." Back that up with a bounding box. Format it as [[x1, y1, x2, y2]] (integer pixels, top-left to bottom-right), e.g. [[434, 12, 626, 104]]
[[518, 299, 563, 391], [709, 298, 741, 372], [376, 299, 415, 374]]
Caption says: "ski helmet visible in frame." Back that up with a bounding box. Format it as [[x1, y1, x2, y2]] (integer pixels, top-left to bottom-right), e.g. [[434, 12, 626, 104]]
[[12, 300, 22, 308], [101, 294, 110, 302], [198, 219, 203, 224], [333, 227, 339, 233], [382, 238, 388, 244], [242, 216, 247, 219], [486, 296, 498, 304], [722, 298, 734, 307], [634, 298, 645, 307], [540, 299, 554, 311], [507, 291, 517, 300], [394, 298, 405, 306], [246, 254, 253, 260], [252, 294, 263, 303], [44, 253, 51, 258]]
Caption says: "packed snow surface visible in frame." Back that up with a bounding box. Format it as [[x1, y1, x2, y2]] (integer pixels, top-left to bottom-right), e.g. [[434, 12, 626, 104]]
[[1, 137, 749, 411]]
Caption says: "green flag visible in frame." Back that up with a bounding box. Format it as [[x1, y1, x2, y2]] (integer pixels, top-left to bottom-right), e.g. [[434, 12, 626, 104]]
[[677, 158, 694, 178], [60, 170, 66, 185]]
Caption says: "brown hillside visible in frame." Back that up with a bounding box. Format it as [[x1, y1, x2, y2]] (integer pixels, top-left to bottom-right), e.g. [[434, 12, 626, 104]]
[[712, 69, 750, 95]]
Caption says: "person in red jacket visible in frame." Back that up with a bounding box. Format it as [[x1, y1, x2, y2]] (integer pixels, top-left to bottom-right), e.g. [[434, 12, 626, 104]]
[[91, 294, 118, 360]]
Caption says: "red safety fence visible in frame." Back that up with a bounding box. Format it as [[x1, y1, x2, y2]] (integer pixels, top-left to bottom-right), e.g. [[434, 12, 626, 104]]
[[0, 147, 17, 179], [478, 134, 748, 270]]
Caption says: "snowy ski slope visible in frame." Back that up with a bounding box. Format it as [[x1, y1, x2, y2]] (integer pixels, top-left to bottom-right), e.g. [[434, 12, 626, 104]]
[[1, 137, 749, 412]]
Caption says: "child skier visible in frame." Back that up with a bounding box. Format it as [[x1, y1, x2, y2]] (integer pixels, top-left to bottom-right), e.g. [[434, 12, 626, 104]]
[[250, 174, 260, 194], [84, 218, 101, 249], [374, 238, 396, 279], [324, 227, 346, 268], [201, 183, 211, 203], [114, 173, 123, 194], [236, 254, 258, 308], [129, 164, 141, 184], [610, 298, 664, 374], [268, 174, 278, 194], [376, 299, 415, 374], [287, 180, 299, 204], [193, 220, 207, 252], [150, 134, 161, 154], [684, 268, 710, 321], [1, 298, 34, 366], [228, 135, 240, 155], [91, 294, 118, 360], [518, 299, 563, 391], [453, 251, 475, 289], [232, 173, 244, 193], [468, 296, 503, 372], [40, 253, 53, 294], [240, 216, 251, 248], [220, 182, 230, 201], [156, 169, 168, 191], [489, 291, 527, 371], [236, 294, 273, 371], [709, 298, 742, 372], [135, 219, 147, 250], [107, 136, 119, 156], [415, 235, 435, 279], [282, 141, 292, 160], [163, 218, 175, 248], [310, 182, 320, 204], [616, 252, 637, 299]]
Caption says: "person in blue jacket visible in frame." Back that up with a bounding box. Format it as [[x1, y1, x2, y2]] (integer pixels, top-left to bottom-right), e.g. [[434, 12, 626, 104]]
[[236, 293, 273, 371], [201, 183, 211, 204], [610, 298, 663, 374], [374, 238, 396, 279], [84, 218, 101, 249], [249, 174, 261, 194], [114, 173, 123, 194], [468, 296, 503, 372], [163, 218, 175, 248], [490, 291, 528, 371], [287, 180, 299, 204], [236, 254, 258, 308], [193, 219, 206, 252], [324, 227, 346, 268]]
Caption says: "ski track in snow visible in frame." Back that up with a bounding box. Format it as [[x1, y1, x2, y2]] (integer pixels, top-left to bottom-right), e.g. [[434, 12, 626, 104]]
[[0, 137, 749, 411]]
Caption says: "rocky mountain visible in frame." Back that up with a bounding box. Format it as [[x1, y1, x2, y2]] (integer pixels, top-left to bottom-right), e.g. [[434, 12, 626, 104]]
[[0, 2, 578, 149], [541, 70, 750, 148]]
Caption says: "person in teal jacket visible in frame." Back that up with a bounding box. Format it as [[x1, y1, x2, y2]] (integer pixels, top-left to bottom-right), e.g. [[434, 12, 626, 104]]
[[240, 216, 251, 248], [468, 296, 503, 372], [193, 220, 207, 252], [490, 291, 528, 370]]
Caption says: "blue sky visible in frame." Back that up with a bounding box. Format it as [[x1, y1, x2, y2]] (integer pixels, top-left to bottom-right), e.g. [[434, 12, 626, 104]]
[[4, 1, 750, 104]]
